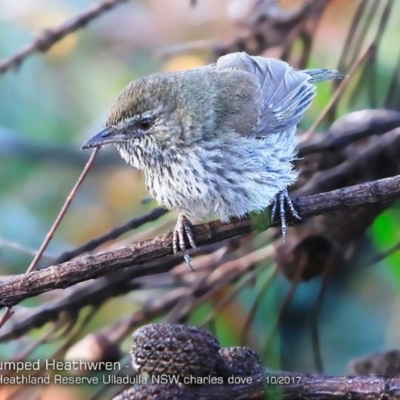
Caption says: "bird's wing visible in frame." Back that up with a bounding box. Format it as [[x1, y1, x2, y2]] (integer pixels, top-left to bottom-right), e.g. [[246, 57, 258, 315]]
[[215, 52, 340, 135]]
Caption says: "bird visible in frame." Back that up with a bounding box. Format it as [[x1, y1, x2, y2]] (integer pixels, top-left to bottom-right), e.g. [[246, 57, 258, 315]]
[[82, 52, 342, 268]]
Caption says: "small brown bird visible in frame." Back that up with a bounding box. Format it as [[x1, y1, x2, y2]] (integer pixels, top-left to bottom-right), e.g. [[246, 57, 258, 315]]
[[82, 52, 341, 268]]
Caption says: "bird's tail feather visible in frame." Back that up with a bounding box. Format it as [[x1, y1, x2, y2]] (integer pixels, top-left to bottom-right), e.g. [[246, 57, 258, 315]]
[[215, 52, 343, 135], [303, 69, 344, 83]]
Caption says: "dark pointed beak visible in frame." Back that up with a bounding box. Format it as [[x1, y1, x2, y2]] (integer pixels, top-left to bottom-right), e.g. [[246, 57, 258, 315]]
[[81, 128, 126, 150]]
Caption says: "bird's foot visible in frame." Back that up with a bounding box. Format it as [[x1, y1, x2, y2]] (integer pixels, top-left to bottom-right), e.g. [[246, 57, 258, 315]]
[[270, 189, 301, 239], [173, 214, 198, 270]]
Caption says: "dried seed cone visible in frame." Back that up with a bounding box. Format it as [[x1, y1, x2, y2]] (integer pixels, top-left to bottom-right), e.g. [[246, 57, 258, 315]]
[[131, 323, 223, 378], [219, 346, 264, 376]]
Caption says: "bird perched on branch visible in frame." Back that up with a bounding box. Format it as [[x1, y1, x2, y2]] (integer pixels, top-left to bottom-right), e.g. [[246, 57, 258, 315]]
[[82, 52, 342, 268]]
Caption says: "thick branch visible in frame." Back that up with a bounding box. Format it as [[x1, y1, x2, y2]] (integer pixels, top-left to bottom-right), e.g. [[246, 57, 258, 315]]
[[1, 174, 400, 308], [114, 372, 400, 400]]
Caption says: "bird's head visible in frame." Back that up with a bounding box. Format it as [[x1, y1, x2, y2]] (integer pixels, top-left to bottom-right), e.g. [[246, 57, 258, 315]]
[[82, 73, 206, 169]]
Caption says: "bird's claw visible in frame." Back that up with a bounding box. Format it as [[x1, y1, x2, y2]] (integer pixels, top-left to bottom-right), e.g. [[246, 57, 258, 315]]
[[271, 189, 301, 240], [173, 215, 197, 270]]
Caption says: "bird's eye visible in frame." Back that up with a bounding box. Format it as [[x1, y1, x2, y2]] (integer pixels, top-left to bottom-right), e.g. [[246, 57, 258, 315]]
[[138, 117, 154, 131]]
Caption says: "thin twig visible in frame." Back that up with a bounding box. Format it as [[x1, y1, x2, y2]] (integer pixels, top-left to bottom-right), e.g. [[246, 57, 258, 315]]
[[0, 0, 128, 74], [0, 308, 13, 330], [27, 148, 99, 273], [304, 45, 373, 140], [0, 237, 54, 260], [53, 207, 168, 265]]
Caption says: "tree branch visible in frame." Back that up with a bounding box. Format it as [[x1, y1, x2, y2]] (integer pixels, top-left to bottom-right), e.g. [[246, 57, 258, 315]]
[[1, 174, 400, 308], [0, 0, 128, 74], [113, 372, 400, 400]]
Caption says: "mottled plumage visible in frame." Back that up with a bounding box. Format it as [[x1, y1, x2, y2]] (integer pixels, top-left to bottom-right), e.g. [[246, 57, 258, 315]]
[[82, 52, 342, 267]]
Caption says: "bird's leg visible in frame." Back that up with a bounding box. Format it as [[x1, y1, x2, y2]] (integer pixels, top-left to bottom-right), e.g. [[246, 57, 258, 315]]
[[173, 214, 197, 270], [270, 188, 301, 239]]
